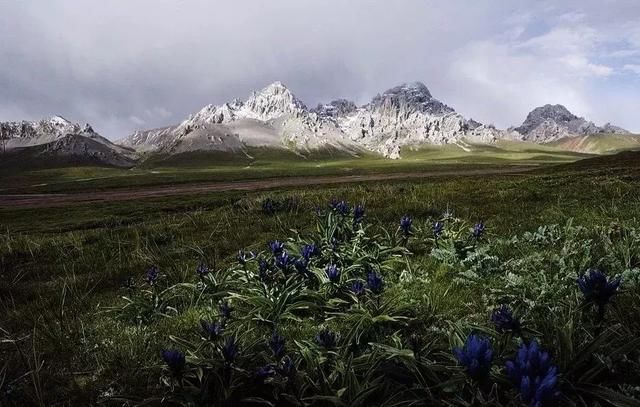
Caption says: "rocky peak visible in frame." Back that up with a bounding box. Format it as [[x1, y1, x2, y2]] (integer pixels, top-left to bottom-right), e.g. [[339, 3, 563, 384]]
[[514, 104, 629, 142], [515, 104, 578, 135], [369, 81, 453, 116], [243, 81, 307, 120]]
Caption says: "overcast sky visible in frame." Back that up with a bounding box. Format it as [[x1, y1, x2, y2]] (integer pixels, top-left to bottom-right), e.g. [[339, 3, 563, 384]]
[[1, 0, 639, 139]]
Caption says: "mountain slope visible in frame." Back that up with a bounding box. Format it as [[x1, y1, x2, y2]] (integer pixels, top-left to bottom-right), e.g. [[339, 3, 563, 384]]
[[548, 133, 640, 154], [0, 116, 136, 168], [121, 82, 360, 157], [513, 104, 629, 143]]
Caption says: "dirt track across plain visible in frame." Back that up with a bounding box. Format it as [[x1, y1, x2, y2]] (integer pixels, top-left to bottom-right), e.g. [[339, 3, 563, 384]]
[[0, 167, 533, 208]]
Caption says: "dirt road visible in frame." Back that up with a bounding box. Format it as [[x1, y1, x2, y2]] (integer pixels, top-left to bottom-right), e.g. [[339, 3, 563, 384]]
[[0, 167, 532, 208]]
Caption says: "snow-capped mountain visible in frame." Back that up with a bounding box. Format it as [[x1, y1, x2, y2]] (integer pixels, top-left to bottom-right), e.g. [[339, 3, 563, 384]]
[[513, 104, 629, 143], [0, 116, 136, 167], [121, 81, 510, 159], [121, 82, 357, 156]]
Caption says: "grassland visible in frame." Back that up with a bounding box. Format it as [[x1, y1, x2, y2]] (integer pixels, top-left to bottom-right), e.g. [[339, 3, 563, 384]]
[[1, 151, 640, 405], [0, 142, 590, 195]]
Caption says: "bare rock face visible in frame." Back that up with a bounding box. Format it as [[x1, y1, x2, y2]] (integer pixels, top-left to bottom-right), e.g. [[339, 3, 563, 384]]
[[514, 104, 629, 142], [311, 99, 358, 118], [120, 81, 510, 159], [331, 82, 505, 158]]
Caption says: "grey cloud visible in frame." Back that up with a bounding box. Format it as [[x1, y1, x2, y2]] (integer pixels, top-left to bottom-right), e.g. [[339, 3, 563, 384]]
[[1, 0, 639, 139]]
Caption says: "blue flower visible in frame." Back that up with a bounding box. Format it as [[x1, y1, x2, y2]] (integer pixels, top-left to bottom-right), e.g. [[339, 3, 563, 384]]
[[400, 216, 413, 236], [258, 258, 270, 280], [472, 222, 486, 239], [275, 251, 292, 270], [294, 258, 310, 277], [329, 199, 350, 216], [301, 243, 319, 260], [353, 204, 365, 224], [200, 319, 224, 340], [262, 198, 276, 214], [146, 265, 159, 285], [351, 280, 365, 296], [432, 221, 444, 238], [505, 340, 559, 406], [315, 328, 337, 349], [221, 336, 239, 363], [325, 264, 341, 283], [268, 240, 284, 254], [453, 334, 493, 380], [161, 349, 185, 375], [196, 263, 209, 279], [219, 300, 232, 319], [255, 364, 276, 382], [279, 355, 296, 377], [366, 271, 384, 294], [491, 305, 521, 333], [269, 333, 286, 358], [577, 268, 621, 309], [237, 250, 255, 265]]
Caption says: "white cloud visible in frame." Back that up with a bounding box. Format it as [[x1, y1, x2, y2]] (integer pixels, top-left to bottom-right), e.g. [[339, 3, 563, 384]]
[[1, 0, 639, 136], [129, 115, 145, 125], [623, 64, 640, 74]]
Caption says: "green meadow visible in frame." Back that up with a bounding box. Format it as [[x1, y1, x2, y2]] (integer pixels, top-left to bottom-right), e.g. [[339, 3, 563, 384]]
[[1, 150, 640, 405]]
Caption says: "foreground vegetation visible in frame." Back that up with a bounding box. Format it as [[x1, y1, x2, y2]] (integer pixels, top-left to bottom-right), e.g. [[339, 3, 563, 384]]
[[2, 156, 640, 406]]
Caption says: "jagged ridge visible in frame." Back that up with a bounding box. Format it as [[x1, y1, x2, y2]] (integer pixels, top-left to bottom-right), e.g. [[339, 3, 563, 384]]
[[120, 81, 510, 159]]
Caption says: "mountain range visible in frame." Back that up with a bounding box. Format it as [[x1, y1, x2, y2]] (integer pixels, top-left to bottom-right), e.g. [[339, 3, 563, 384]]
[[0, 81, 633, 167]]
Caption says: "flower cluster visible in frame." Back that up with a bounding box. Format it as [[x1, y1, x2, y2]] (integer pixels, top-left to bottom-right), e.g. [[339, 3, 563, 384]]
[[237, 250, 255, 265], [301, 243, 319, 260], [351, 280, 365, 296], [432, 221, 444, 238], [315, 328, 337, 349], [262, 198, 276, 214], [146, 265, 159, 285], [453, 334, 493, 380], [577, 269, 621, 312], [472, 222, 486, 239], [268, 240, 284, 254], [275, 251, 292, 270], [491, 305, 521, 333], [366, 271, 384, 294], [161, 349, 185, 376], [325, 264, 341, 283], [505, 340, 559, 406], [221, 336, 239, 364], [399, 216, 413, 236], [200, 319, 224, 341], [329, 199, 350, 216], [196, 263, 209, 279]]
